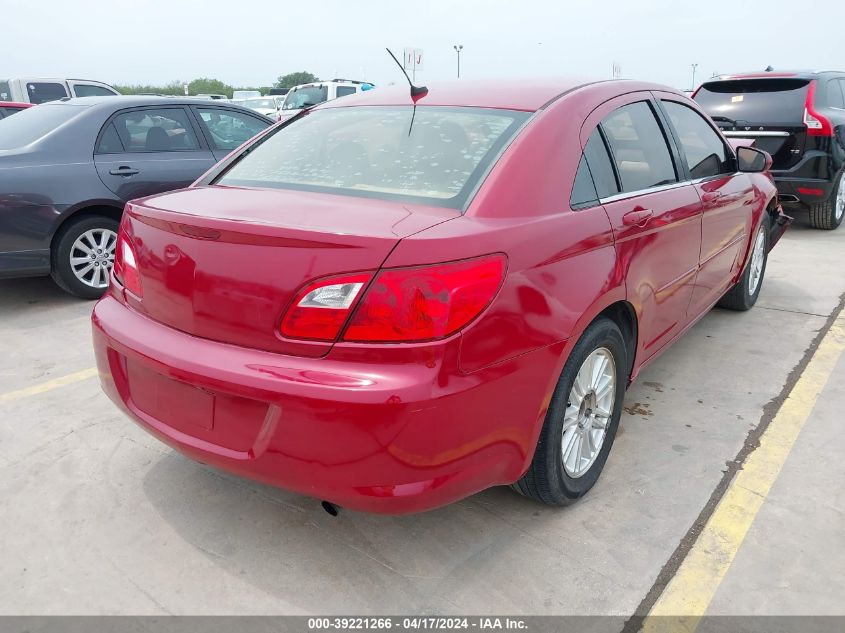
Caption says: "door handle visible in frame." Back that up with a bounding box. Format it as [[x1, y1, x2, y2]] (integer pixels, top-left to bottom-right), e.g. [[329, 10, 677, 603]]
[[701, 191, 723, 203], [622, 208, 654, 227], [109, 167, 140, 176]]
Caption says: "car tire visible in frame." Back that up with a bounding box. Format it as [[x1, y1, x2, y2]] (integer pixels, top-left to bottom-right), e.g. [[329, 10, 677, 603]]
[[50, 215, 119, 300], [512, 317, 627, 506], [717, 216, 769, 311], [807, 171, 844, 230]]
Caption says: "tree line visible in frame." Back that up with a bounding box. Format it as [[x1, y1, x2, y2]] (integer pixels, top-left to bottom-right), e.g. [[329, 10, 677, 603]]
[[113, 72, 320, 98]]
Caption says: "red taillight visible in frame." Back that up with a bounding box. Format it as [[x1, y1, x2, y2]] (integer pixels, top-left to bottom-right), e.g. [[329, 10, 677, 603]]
[[804, 80, 833, 137], [113, 232, 143, 297], [280, 272, 372, 341], [344, 254, 506, 342], [279, 255, 507, 343]]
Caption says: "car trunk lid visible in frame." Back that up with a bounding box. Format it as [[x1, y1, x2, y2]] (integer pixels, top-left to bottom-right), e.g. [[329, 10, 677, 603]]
[[122, 185, 459, 357], [695, 78, 811, 170]]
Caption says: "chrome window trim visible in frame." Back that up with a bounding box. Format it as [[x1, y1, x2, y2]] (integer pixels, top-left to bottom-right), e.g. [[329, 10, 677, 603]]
[[598, 180, 688, 204], [722, 131, 790, 137]]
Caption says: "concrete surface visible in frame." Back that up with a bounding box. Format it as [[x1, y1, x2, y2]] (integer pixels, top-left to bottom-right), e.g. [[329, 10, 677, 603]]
[[0, 214, 843, 617]]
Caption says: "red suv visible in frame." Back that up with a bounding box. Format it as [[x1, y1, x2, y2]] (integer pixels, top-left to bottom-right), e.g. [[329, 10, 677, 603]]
[[93, 79, 789, 514]]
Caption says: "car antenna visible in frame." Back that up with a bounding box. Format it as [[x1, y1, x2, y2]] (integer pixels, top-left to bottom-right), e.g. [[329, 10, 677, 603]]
[[386, 48, 428, 98]]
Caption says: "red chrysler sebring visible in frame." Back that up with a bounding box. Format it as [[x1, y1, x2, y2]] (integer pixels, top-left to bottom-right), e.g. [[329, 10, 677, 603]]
[[92, 78, 789, 514]]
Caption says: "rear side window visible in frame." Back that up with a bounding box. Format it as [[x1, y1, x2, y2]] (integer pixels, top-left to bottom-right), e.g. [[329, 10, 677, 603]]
[[197, 108, 269, 151], [694, 79, 810, 123], [662, 101, 733, 179], [570, 156, 598, 208], [0, 81, 10, 101], [96, 123, 124, 153], [336, 86, 356, 98], [824, 80, 845, 109], [111, 108, 200, 152], [27, 82, 68, 104], [0, 103, 86, 149], [601, 101, 677, 192], [583, 129, 619, 199], [74, 84, 117, 98]]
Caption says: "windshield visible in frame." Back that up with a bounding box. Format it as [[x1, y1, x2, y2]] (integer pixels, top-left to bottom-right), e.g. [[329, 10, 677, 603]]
[[0, 103, 87, 149], [244, 98, 275, 109], [283, 86, 328, 110], [695, 78, 811, 123], [216, 106, 529, 209]]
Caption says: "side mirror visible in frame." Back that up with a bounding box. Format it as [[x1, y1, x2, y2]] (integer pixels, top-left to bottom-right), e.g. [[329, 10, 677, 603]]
[[737, 146, 772, 173]]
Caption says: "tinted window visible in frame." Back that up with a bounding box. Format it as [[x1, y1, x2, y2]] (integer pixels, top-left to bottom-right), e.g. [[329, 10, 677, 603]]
[[217, 106, 529, 209], [283, 86, 328, 110], [111, 108, 200, 152], [601, 102, 677, 192], [570, 156, 598, 208], [197, 108, 269, 151], [0, 103, 86, 149], [26, 82, 68, 104], [336, 86, 356, 98], [73, 84, 116, 98], [0, 81, 10, 101], [583, 129, 619, 198], [96, 123, 124, 153], [825, 80, 845, 109], [662, 101, 732, 179], [694, 79, 810, 122]]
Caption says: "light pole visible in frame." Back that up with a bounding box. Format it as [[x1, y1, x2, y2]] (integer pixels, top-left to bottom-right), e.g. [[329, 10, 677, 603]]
[[690, 63, 698, 92], [453, 45, 463, 79]]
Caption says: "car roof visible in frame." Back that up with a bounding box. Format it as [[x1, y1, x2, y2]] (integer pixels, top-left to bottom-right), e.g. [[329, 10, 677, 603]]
[[707, 70, 844, 81], [316, 78, 669, 112], [41, 95, 269, 114]]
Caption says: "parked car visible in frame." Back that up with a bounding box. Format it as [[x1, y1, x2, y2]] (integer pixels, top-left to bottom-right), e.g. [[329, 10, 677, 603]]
[[195, 94, 228, 101], [0, 96, 272, 298], [93, 79, 789, 514], [0, 78, 119, 104], [0, 101, 32, 118], [695, 70, 845, 229], [278, 79, 373, 121], [231, 90, 261, 103], [242, 97, 279, 117]]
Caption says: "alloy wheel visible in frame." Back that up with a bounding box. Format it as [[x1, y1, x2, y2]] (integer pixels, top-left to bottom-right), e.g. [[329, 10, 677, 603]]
[[70, 228, 117, 289], [748, 225, 766, 296]]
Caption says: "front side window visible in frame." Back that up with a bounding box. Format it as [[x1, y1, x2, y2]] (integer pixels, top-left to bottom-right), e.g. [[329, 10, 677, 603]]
[[216, 106, 529, 209], [662, 101, 732, 179], [283, 86, 328, 110], [825, 80, 845, 109], [197, 108, 269, 151], [601, 102, 677, 193], [27, 82, 68, 104], [73, 84, 117, 98], [111, 108, 200, 152]]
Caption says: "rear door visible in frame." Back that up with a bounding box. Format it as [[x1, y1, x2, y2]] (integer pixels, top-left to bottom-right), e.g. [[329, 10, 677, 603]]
[[94, 106, 217, 201], [582, 95, 702, 361], [191, 106, 271, 161], [657, 96, 754, 313], [694, 78, 810, 170]]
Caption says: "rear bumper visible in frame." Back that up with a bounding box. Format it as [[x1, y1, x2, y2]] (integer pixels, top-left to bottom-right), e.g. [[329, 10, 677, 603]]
[[771, 150, 837, 205], [92, 294, 561, 514]]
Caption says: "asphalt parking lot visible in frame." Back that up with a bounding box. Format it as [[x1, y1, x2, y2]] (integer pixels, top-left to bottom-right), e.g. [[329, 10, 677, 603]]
[[1, 213, 844, 620]]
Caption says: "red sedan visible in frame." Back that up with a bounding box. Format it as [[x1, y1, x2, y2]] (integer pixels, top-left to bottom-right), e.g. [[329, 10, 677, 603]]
[[92, 78, 789, 514]]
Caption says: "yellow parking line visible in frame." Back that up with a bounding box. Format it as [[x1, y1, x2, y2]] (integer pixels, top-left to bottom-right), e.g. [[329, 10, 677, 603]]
[[645, 317, 845, 633], [0, 367, 98, 403]]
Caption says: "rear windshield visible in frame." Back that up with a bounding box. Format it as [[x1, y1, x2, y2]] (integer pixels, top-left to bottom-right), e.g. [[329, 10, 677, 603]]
[[282, 86, 328, 110], [0, 103, 87, 149], [216, 106, 529, 209], [694, 78, 810, 123]]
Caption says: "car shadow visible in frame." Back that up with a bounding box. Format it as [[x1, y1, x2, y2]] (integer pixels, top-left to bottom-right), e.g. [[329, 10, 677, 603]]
[[0, 276, 89, 318]]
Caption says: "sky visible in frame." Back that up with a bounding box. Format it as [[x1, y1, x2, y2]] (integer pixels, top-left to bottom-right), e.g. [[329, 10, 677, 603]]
[[2, 0, 841, 91]]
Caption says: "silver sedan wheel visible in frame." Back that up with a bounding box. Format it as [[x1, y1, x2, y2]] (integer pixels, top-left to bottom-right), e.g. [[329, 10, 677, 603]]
[[748, 225, 766, 296], [70, 228, 117, 289], [562, 348, 616, 478], [835, 176, 845, 222]]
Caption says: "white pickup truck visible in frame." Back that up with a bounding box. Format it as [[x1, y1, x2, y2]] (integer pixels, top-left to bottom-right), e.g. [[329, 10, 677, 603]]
[[0, 78, 119, 104]]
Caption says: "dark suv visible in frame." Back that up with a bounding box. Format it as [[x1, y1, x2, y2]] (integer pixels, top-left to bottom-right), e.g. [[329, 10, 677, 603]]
[[694, 70, 845, 229]]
